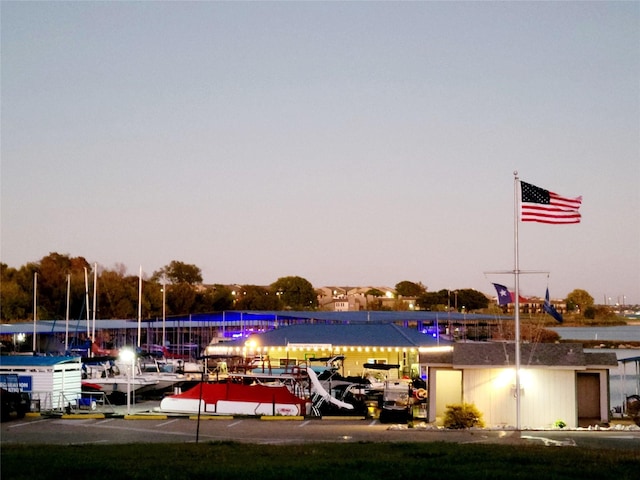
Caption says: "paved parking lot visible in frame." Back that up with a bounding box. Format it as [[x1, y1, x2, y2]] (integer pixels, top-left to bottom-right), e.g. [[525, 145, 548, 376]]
[[2, 411, 639, 450]]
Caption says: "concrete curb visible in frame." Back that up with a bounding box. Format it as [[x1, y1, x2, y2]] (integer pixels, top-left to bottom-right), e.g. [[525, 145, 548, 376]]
[[61, 413, 106, 419], [124, 414, 168, 420], [188, 415, 234, 420], [321, 416, 367, 421], [260, 416, 305, 421]]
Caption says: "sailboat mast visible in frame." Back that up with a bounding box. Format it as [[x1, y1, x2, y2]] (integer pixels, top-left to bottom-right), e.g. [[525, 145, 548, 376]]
[[84, 267, 90, 338], [32, 272, 38, 352], [65, 273, 70, 352], [92, 263, 97, 346]]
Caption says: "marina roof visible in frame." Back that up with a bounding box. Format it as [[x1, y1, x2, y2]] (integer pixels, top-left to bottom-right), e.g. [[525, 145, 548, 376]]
[[0, 355, 81, 367], [242, 323, 451, 348], [0, 310, 501, 335]]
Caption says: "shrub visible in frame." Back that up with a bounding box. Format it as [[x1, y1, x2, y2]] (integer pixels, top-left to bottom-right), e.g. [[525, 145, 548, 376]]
[[554, 420, 566, 429], [443, 403, 485, 429]]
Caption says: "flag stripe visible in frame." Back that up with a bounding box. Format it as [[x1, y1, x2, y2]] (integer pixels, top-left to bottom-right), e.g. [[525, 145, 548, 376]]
[[548, 192, 582, 210], [522, 216, 581, 225]]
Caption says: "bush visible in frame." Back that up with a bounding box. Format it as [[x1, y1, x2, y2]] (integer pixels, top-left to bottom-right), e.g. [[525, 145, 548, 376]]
[[554, 419, 566, 429], [443, 402, 485, 429]]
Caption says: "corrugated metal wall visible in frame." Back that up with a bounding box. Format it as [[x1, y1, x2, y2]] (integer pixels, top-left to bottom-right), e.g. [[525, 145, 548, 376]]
[[463, 368, 576, 428]]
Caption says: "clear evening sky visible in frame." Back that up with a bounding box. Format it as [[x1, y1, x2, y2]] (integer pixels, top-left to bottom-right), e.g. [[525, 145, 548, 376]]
[[1, 2, 638, 305]]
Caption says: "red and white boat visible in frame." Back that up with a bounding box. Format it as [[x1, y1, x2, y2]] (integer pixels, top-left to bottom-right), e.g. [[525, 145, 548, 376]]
[[159, 381, 311, 416]]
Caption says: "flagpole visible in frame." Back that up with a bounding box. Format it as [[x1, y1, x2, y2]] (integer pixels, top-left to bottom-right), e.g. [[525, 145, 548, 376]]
[[513, 171, 522, 431], [138, 265, 142, 349]]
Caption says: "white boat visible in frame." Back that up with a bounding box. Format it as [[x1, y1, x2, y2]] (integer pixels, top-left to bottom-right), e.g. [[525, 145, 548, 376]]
[[137, 358, 188, 393], [81, 358, 158, 396]]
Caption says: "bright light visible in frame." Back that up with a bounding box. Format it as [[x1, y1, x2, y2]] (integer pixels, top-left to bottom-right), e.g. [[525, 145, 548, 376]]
[[119, 347, 135, 363], [419, 345, 454, 354], [493, 369, 531, 389], [494, 369, 515, 389], [118, 347, 135, 415]]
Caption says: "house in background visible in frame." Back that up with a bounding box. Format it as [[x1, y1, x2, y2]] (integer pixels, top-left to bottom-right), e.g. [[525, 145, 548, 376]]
[[421, 342, 617, 428], [316, 286, 412, 312]]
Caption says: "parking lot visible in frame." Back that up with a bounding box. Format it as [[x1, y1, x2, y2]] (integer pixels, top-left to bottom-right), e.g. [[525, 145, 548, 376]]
[[2, 410, 639, 450]]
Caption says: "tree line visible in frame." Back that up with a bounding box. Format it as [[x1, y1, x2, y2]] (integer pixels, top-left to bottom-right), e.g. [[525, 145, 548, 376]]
[[0, 253, 318, 321], [3, 252, 599, 322]]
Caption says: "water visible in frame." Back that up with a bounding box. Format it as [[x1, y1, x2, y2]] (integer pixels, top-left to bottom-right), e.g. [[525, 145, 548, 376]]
[[548, 325, 640, 410], [549, 325, 640, 342]]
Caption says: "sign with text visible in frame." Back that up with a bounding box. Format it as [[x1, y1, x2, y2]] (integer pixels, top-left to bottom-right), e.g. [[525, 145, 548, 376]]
[[0, 374, 32, 392]]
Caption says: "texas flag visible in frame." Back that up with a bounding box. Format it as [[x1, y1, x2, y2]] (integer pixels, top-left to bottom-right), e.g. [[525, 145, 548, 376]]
[[493, 283, 512, 305], [492, 283, 528, 305]]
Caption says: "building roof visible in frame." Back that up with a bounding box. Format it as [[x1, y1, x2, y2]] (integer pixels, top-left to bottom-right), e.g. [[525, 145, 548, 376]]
[[452, 343, 587, 368], [584, 352, 619, 367], [419, 342, 618, 369], [244, 323, 451, 348], [0, 355, 81, 367], [0, 310, 499, 335]]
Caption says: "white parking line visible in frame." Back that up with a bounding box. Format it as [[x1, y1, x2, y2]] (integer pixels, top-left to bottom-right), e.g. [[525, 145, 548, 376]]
[[156, 419, 179, 428], [298, 420, 311, 427], [228, 420, 243, 427], [8, 419, 49, 428], [368, 420, 378, 427], [95, 418, 115, 425]]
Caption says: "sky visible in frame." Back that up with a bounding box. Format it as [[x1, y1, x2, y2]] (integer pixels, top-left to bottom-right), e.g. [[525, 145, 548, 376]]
[[1, 1, 639, 306]]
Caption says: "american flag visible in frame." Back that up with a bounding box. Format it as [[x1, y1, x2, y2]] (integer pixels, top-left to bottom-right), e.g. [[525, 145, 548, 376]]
[[520, 181, 582, 224]]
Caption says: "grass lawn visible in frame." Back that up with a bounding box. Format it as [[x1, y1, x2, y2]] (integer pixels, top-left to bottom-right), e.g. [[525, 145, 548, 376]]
[[2, 441, 639, 480]]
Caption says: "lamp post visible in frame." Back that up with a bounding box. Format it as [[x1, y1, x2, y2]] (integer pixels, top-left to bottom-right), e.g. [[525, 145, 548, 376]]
[[119, 348, 135, 415], [162, 277, 167, 349]]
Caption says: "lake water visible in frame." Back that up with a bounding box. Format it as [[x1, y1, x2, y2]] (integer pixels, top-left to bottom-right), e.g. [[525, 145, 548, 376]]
[[549, 325, 640, 410], [549, 325, 640, 342]]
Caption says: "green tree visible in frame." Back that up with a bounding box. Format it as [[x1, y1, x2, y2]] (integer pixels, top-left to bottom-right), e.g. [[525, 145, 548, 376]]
[[154, 261, 202, 285], [0, 264, 30, 321], [193, 285, 235, 313], [150, 261, 203, 316], [98, 266, 136, 319], [395, 281, 426, 297], [566, 289, 594, 313], [35, 253, 91, 320], [271, 276, 317, 310], [451, 289, 489, 311], [166, 282, 197, 315], [416, 289, 450, 311], [365, 288, 384, 297], [234, 285, 281, 310]]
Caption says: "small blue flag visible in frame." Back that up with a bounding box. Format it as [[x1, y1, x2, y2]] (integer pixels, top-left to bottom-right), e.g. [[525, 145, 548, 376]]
[[543, 288, 563, 323]]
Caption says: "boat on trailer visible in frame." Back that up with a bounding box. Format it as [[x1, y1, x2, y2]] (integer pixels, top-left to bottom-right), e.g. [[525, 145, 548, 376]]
[[159, 379, 311, 416], [160, 365, 361, 416]]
